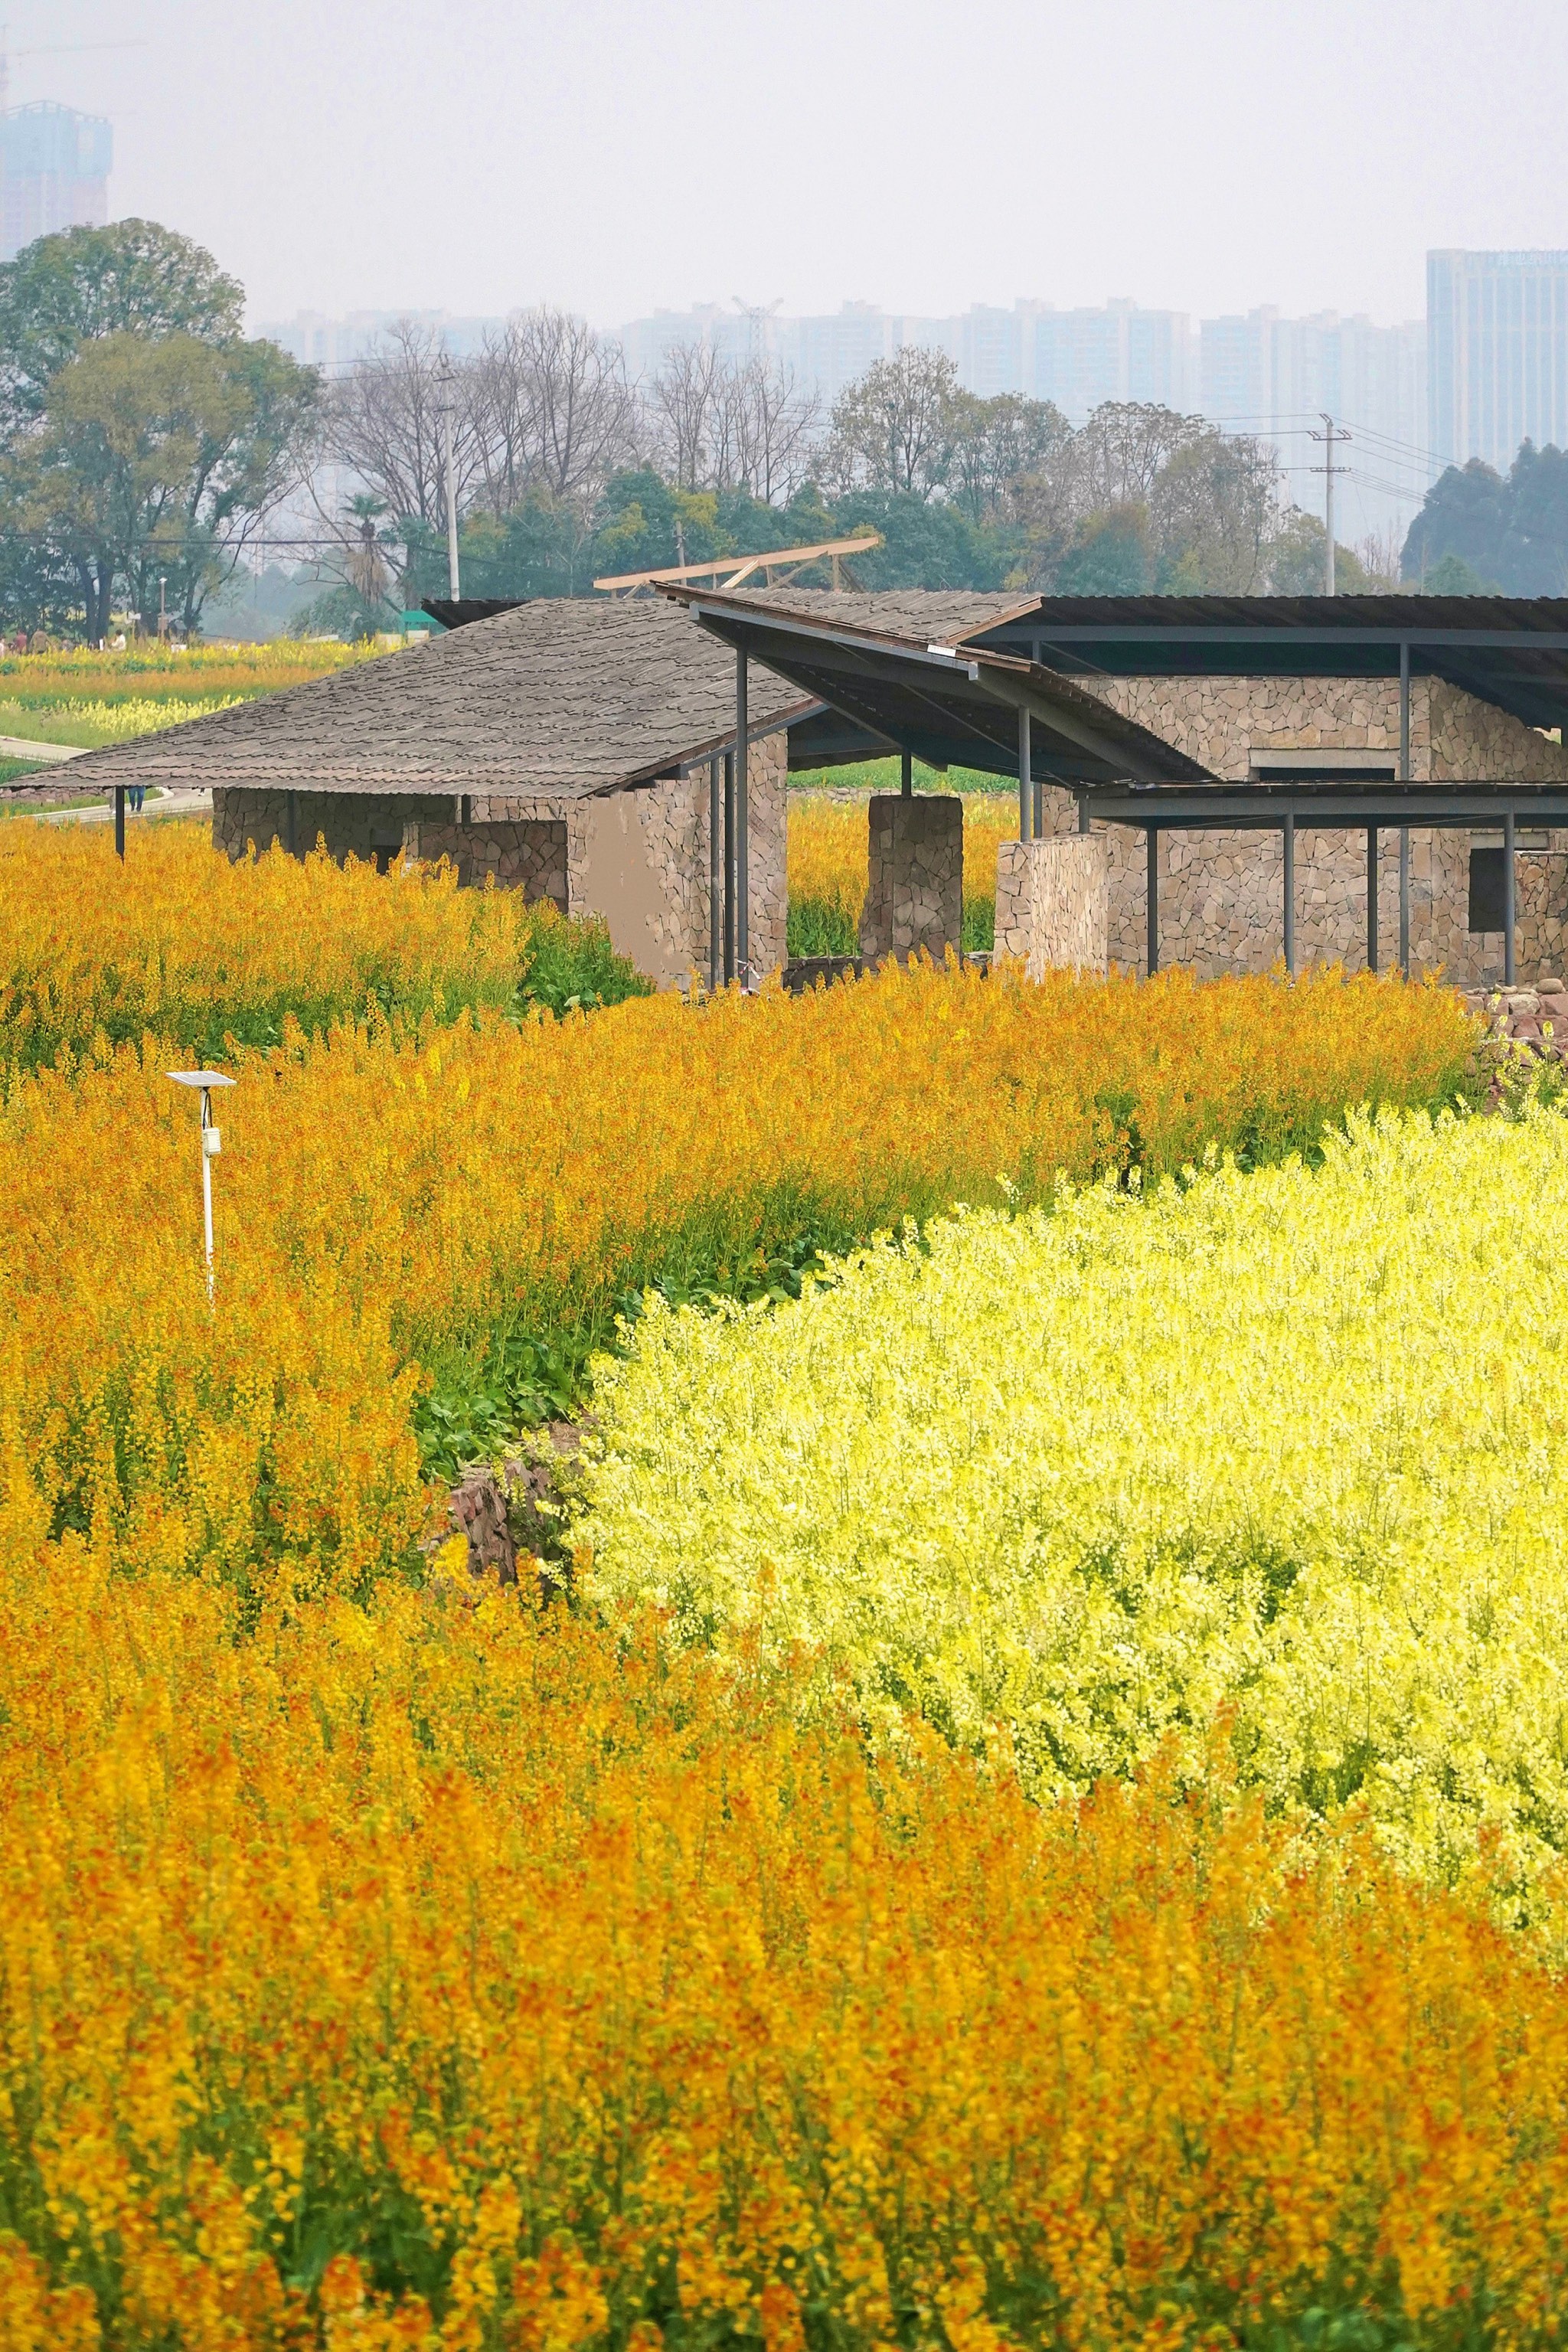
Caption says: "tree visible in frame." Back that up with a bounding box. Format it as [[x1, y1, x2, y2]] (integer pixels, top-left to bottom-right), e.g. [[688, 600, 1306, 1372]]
[[1148, 427, 1279, 590], [947, 391, 1069, 524], [1054, 504, 1154, 593], [324, 319, 483, 538], [1401, 458, 1511, 589], [6, 329, 319, 639], [1266, 508, 1379, 595], [823, 348, 962, 499], [0, 219, 243, 441]]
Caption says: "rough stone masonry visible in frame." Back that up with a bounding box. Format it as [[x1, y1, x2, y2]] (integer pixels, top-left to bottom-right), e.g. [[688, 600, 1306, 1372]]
[[859, 793, 963, 964], [1027, 675, 1568, 986], [995, 836, 1109, 978]]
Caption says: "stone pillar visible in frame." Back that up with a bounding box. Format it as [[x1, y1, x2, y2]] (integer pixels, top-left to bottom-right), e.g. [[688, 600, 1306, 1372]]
[[859, 793, 963, 964], [995, 835, 1108, 978]]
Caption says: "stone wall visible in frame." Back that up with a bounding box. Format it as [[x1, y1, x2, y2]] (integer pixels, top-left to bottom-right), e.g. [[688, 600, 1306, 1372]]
[[995, 835, 1108, 978], [859, 793, 963, 962], [404, 815, 567, 909], [1060, 677, 1568, 985], [213, 787, 456, 868], [210, 732, 791, 992]]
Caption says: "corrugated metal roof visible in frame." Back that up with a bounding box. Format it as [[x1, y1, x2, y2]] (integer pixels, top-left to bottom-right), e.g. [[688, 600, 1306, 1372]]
[[974, 594, 1568, 732]]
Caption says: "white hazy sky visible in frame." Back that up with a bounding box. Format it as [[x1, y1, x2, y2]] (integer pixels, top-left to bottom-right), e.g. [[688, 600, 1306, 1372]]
[[13, 0, 1568, 331]]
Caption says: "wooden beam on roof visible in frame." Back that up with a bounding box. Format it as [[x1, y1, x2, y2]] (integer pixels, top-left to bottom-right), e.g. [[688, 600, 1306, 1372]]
[[592, 532, 881, 596]]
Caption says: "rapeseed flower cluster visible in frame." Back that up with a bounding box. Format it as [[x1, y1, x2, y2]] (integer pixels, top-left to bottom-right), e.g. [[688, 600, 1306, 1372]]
[[0, 638, 378, 704], [2, 1547, 1567, 2346], [0, 826, 565, 1071], [0, 693, 247, 746], [582, 1102, 1568, 1900]]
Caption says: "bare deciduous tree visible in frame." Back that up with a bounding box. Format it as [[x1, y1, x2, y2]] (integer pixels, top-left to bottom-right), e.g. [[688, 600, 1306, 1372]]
[[643, 344, 821, 504], [322, 318, 484, 531], [646, 341, 724, 491], [498, 307, 637, 505], [727, 358, 820, 504]]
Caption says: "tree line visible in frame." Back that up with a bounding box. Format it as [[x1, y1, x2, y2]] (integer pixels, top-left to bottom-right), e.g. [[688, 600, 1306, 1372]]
[[14, 214, 1550, 644]]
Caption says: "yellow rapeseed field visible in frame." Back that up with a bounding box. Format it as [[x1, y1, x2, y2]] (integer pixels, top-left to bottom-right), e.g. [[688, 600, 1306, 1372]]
[[2, 1552, 1568, 2346], [0, 641, 386, 746], [0, 884, 1475, 1599], [0, 825, 541, 1072], [582, 1102, 1568, 1900]]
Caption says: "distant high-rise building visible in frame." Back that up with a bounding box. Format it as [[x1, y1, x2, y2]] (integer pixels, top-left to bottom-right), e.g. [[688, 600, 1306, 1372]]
[[1201, 306, 1426, 541], [259, 310, 505, 371], [0, 101, 111, 262], [1427, 249, 1568, 473], [1032, 298, 1194, 418]]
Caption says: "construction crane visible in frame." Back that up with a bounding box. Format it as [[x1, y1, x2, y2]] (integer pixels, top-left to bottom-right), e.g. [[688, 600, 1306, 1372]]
[[0, 29, 146, 115]]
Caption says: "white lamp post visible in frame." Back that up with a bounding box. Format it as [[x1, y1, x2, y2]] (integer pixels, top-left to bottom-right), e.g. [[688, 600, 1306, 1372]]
[[167, 1070, 237, 1301]]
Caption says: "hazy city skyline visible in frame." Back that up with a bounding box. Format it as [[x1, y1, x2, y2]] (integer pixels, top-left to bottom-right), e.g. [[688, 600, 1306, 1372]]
[[10, 0, 1568, 333]]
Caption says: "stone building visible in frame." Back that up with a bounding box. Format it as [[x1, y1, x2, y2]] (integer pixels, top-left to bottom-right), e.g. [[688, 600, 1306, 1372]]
[[63, 599, 819, 988], [689, 588, 1568, 988], [1061, 673, 1568, 984]]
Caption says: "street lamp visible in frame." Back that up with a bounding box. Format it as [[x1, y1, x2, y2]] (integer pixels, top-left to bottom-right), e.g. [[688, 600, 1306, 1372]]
[[167, 1070, 237, 1302]]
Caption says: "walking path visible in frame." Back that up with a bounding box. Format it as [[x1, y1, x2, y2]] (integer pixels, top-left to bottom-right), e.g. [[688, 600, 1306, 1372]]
[[0, 735, 85, 764], [33, 787, 214, 827]]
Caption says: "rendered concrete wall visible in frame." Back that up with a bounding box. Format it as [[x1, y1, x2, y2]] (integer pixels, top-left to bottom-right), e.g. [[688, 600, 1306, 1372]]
[[1052, 677, 1568, 985], [564, 730, 788, 989], [995, 836, 1108, 978], [859, 794, 963, 963]]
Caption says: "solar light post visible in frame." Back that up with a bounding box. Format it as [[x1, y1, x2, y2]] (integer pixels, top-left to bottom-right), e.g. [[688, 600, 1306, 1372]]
[[167, 1071, 237, 1302]]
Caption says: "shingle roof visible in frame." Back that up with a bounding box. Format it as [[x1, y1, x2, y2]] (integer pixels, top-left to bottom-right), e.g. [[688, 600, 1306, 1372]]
[[734, 588, 1040, 643], [62, 598, 815, 797]]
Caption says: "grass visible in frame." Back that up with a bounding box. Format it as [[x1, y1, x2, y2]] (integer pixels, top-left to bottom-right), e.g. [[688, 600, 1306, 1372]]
[[795, 753, 1012, 797]]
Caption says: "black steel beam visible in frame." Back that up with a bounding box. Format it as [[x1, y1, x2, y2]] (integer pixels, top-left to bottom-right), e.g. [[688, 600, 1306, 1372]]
[[1076, 782, 1568, 827]]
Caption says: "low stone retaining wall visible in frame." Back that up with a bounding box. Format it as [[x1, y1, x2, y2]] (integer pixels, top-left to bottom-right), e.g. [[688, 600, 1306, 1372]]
[[995, 836, 1108, 977], [860, 795, 963, 962]]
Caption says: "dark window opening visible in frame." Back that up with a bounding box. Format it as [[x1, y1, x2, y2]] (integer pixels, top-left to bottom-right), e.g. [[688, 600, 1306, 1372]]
[[1469, 846, 1507, 932]]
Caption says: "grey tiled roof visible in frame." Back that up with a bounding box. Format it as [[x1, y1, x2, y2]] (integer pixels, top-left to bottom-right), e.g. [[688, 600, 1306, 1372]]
[[62, 599, 815, 797]]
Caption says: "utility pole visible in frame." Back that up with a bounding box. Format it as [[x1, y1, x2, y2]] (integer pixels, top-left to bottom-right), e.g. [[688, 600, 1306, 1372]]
[[437, 359, 460, 602], [1308, 413, 1351, 595]]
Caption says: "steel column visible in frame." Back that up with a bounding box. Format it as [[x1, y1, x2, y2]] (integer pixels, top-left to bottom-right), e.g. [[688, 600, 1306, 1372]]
[[1399, 640, 1411, 977], [286, 788, 298, 858], [1146, 826, 1159, 977], [1077, 794, 1089, 835], [1504, 805, 1517, 987], [1366, 827, 1378, 973], [735, 654, 749, 978], [1018, 706, 1032, 842], [900, 749, 913, 797], [723, 751, 737, 984], [1282, 814, 1295, 976], [709, 756, 722, 990], [1399, 830, 1410, 976], [113, 786, 125, 861]]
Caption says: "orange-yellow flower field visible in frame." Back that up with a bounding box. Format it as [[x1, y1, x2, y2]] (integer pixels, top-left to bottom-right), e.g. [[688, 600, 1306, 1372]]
[[0, 826, 1529, 2347], [2, 1548, 1567, 2348], [0, 835, 1476, 1596]]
